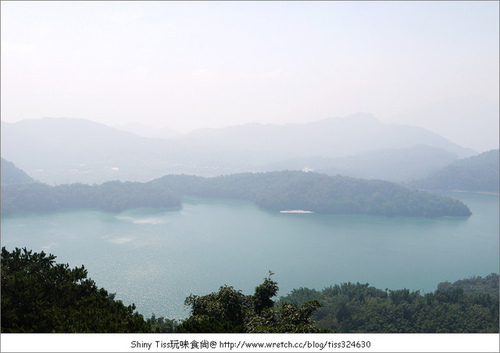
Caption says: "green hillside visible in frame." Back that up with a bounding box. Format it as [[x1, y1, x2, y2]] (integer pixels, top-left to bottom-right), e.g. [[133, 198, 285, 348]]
[[149, 171, 472, 217], [2, 171, 471, 217], [410, 149, 499, 193], [1, 158, 36, 185], [279, 274, 499, 333]]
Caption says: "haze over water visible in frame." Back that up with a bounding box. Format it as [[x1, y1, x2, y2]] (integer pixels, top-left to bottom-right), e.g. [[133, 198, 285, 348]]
[[1, 192, 498, 320]]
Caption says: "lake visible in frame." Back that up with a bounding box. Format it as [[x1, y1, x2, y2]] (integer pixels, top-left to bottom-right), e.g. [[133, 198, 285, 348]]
[[1, 192, 498, 320]]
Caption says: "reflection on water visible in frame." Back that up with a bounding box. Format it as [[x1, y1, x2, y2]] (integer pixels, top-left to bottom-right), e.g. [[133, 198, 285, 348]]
[[115, 208, 173, 225], [1, 192, 498, 320]]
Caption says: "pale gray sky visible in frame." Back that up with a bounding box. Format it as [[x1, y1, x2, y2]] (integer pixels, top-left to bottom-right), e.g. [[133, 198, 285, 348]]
[[1, 1, 498, 150]]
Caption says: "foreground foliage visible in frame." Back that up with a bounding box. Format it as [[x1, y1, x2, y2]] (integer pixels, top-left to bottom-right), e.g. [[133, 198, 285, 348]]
[[279, 276, 499, 333], [177, 272, 322, 333], [2, 246, 496, 333], [1, 247, 151, 333]]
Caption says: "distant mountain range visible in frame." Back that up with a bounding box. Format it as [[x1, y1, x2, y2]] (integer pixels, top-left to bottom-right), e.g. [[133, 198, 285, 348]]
[[114, 123, 180, 139], [391, 95, 499, 152], [1, 114, 476, 184], [181, 113, 474, 159], [258, 144, 460, 182]]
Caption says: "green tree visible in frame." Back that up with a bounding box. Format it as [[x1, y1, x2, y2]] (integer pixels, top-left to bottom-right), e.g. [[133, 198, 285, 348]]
[[147, 314, 177, 333], [177, 272, 321, 333], [253, 271, 279, 314], [1, 247, 151, 333], [279, 277, 499, 333]]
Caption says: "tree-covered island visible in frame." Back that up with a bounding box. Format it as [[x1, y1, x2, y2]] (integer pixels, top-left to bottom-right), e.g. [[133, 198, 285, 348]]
[[2, 171, 471, 217]]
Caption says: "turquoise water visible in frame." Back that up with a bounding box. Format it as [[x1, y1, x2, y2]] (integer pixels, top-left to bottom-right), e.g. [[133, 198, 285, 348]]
[[1, 192, 498, 320]]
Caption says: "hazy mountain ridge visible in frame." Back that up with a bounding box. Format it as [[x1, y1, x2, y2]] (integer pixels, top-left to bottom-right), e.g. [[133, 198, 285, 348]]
[[409, 149, 500, 193], [114, 123, 180, 139], [391, 96, 499, 152], [1, 158, 36, 185], [258, 145, 459, 182], [182, 113, 474, 159], [1, 115, 476, 184], [1, 118, 188, 183]]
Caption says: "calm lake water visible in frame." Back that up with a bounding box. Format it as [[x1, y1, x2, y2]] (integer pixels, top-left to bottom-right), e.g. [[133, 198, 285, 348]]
[[1, 192, 498, 320]]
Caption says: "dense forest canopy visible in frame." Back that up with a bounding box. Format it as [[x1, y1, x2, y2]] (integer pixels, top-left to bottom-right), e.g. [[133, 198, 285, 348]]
[[278, 275, 499, 333], [1, 247, 151, 333], [2, 171, 472, 217], [1, 181, 181, 214], [177, 272, 321, 333], [2, 247, 498, 333], [164, 170, 472, 218], [437, 273, 499, 298]]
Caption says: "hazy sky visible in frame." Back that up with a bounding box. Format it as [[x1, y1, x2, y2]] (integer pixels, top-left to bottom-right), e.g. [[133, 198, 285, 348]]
[[1, 1, 498, 149]]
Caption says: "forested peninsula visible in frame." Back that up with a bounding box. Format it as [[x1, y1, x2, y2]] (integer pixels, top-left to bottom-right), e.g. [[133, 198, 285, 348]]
[[2, 171, 471, 217]]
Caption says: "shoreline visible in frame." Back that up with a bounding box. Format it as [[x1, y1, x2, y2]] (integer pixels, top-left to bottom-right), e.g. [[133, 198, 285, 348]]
[[451, 190, 500, 196]]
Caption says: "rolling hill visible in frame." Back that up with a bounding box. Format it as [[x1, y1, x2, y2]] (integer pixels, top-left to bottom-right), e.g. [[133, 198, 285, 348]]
[[1, 158, 36, 185], [2, 170, 472, 217], [409, 149, 499, 193]]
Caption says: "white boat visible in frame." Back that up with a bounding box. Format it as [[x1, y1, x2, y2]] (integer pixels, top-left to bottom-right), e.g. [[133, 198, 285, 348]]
[[280, 210, 314, 214]]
